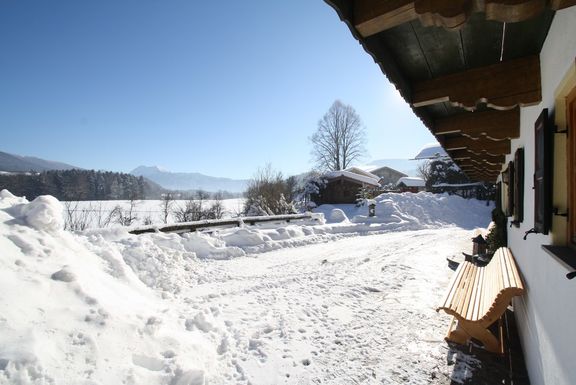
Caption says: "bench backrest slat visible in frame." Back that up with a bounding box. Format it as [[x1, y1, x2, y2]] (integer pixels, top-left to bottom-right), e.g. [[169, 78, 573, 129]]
[[474, 266, 486, 320], [456, 263, 479, 316], [442, 261, 470, 309]]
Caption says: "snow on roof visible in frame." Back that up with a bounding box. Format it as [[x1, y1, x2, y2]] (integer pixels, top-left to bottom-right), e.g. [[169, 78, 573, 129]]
[[325, 170, 380, 186], [413, 143, 448, 160], [356, 164, 405, 175], [396, 176, 426, 187], [343, 166, 380, 180]]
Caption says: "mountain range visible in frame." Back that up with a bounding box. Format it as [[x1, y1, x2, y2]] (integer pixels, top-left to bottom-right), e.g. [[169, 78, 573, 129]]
[[130, 166, 249, 193], [0, 151, 81, 172]]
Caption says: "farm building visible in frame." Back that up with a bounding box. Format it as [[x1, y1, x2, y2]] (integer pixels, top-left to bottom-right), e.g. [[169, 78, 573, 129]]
[[312, 170, 380, 204], [396, 176, 425, 193]]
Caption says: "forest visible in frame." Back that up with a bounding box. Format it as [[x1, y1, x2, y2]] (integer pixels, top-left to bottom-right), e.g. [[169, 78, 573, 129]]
[[0, 169, 162, 201]]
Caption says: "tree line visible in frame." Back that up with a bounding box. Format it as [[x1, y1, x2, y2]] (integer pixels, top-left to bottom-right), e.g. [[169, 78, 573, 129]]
[[0, 169, 158, 201]]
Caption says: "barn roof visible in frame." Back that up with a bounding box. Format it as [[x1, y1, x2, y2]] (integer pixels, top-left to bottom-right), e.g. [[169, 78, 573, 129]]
[[397, 176, 425, 187], [325, 170, 381, 186]]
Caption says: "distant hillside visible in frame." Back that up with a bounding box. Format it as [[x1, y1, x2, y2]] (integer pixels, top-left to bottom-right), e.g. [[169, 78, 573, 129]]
[[0, 151, 81, 172], [131, 166, 249, 193]]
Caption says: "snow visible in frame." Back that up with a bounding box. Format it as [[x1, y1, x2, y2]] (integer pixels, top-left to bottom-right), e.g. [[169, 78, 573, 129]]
[[342, 166, 380, 180], [61, 198, 245, 229], [413, 143, 448, 160], [324, 170, 380, 186], [0, 189, 493, 384]]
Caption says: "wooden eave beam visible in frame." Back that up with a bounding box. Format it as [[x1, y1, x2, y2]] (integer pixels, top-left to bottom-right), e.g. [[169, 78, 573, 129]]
[[443, 136, 511, 155], [462, 171, 498, 179], [448, 149, 505, 165], [458, 162, 502, 172], [412, 55, 541, 110], [550, 0, 576, 10], [462, 174, 498, 182], [354, 0, 416, 37], [353, 0, 565, 36], [433, 108, 520, 140], [466, 158, 504, 169]]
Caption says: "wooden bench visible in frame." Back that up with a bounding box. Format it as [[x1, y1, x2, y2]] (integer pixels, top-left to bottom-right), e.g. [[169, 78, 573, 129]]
[[436, 247, 525, 353]]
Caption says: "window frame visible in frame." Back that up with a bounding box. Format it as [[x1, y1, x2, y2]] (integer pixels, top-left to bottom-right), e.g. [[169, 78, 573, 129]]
[[534, 108, 553, 235], [567, 87, 576, 247], [512, 148, 524, 226]]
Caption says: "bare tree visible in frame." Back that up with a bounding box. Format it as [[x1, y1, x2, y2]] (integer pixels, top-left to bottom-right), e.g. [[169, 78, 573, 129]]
[[210, 191, 225, 219], [310, 100, 366, 172], [63, 201, 92, 231], [94, 202, 115, 228], [417, 160, 431, 184], [160, 193, 174, 224], [243, 164, 296, 216], [113, 199, 138, 226]]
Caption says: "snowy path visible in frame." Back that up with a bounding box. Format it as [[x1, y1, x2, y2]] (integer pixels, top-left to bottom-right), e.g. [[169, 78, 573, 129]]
[[1, 192, 491, 385], [170, 229, 472, 384]]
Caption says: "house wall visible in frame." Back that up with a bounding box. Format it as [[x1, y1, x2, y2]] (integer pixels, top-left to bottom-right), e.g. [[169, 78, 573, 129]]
[[315, 178, 364, 204], [371, 167, 406, 186], [507, 8, 576, 385]]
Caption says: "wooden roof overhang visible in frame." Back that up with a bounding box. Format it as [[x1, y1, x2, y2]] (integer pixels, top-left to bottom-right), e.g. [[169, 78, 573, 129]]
[[325, 0, 576, 181]]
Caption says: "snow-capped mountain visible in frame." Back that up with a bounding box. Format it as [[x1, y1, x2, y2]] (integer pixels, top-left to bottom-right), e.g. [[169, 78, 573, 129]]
[[130, 165, 249, 193]]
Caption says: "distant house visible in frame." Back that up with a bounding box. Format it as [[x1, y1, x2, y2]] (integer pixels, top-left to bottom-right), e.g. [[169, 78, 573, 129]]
[[351, 165, 408, 187], [365, 166, 407, 186], [313, 170, 380, 204], [344, 166, 380, 180], [396, 177, 426, 193]]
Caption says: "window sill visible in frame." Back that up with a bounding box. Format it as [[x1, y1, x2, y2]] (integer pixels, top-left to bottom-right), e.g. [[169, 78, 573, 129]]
[[541, 245, 576, 279]]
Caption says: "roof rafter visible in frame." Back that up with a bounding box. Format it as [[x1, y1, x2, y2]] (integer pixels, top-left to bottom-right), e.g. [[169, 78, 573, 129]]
[[448, 149, 505, 165], [354, 0, 557, 37], [442, 136, 511, 155], [412, 55, 541, 110], [433, 108, 520, 140]]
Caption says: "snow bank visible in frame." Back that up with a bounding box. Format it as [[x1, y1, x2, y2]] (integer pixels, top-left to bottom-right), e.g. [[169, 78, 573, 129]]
[[4, 191, 64, 232], [316, 192, 492, 231], [0, 191, 215, 384], [0, 189, 493, 384]]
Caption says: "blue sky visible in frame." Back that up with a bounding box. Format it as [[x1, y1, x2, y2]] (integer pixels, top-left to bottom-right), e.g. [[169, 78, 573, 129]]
[[0, 0, 435, 179]]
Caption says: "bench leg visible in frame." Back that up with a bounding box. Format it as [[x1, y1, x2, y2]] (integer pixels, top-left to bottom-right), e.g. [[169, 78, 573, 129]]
[[446, 317, 470, 345], [459, 320, 501, 353]]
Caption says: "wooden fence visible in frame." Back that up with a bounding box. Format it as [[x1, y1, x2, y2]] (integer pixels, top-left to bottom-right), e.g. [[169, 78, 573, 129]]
[[129, 213, 318, 235]]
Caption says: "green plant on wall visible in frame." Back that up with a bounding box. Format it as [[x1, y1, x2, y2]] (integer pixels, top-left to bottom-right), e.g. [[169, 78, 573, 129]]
[[486, 208, 508, 254]]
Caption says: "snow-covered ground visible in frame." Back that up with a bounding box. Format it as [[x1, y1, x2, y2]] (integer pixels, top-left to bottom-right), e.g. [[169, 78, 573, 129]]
[[61, 199, 246, 229], [0, 190, 493, 385]]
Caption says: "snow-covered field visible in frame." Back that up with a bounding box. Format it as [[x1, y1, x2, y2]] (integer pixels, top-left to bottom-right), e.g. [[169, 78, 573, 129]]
[[61, 199, 246, 228], [0, 190, 493, 385]]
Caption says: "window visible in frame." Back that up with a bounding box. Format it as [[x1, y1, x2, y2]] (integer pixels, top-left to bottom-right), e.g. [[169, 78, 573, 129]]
[[568, 87, 576, 247], [512, 148, 524, 226], [534, 109, 553, 235], [501, 162, 513, 217]]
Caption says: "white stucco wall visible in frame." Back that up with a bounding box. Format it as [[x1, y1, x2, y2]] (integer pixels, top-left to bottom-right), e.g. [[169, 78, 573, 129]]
[[507, 7, 576, 385]]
